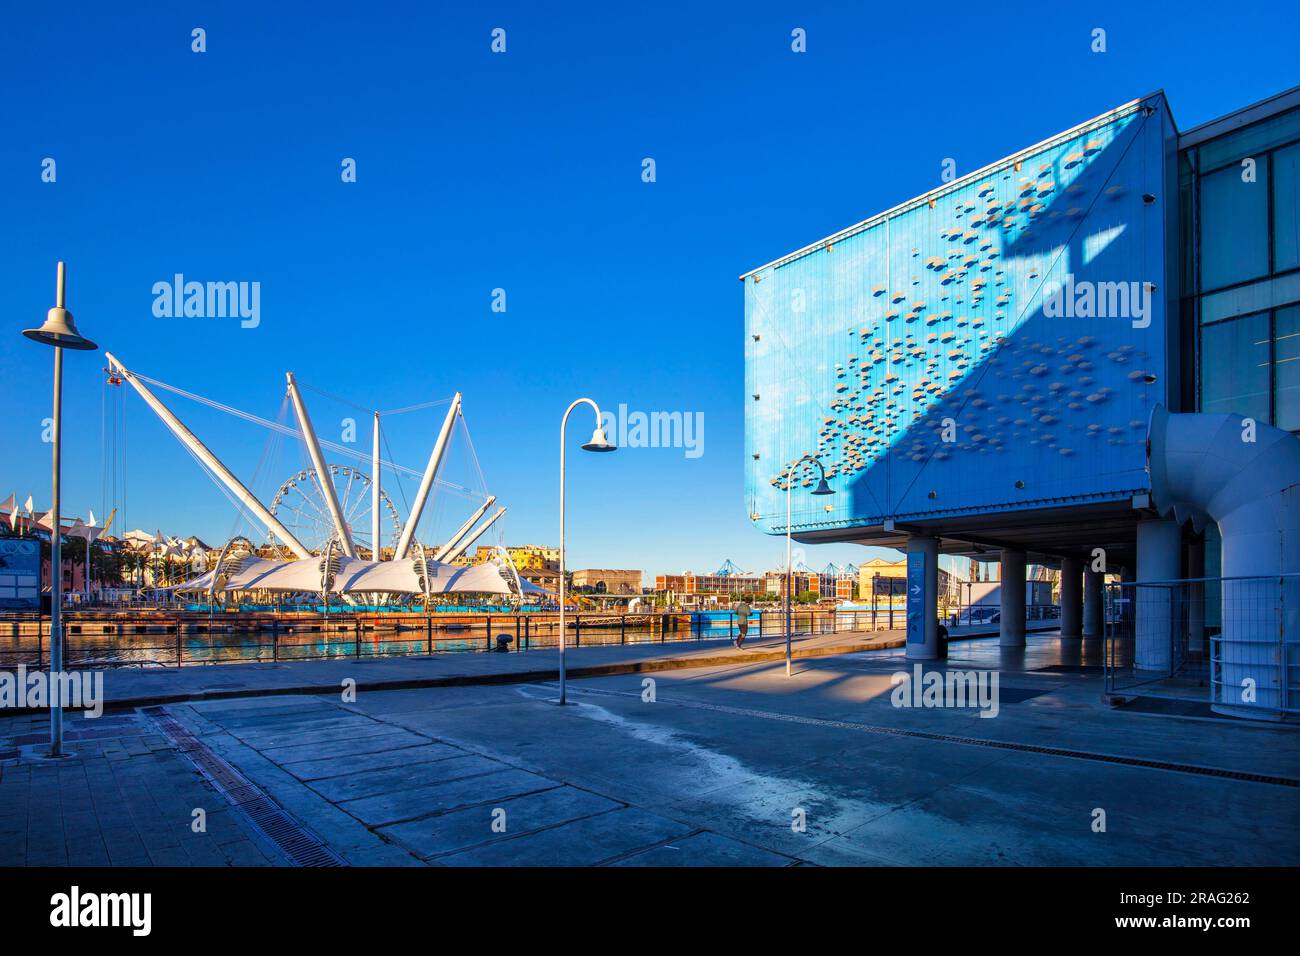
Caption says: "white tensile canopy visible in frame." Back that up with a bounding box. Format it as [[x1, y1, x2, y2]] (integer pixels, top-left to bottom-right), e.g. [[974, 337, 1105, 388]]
[[167, 556, 530, 597]]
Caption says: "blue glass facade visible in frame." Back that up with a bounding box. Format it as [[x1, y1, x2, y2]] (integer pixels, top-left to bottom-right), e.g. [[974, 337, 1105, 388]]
[[744, 94, 1177, 537], [1182, 95, 1300, 435]]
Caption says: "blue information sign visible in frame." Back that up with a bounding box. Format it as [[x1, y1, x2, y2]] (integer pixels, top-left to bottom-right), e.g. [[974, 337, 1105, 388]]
[[906, 550, 925, 644], [0, 538, 41, 610]]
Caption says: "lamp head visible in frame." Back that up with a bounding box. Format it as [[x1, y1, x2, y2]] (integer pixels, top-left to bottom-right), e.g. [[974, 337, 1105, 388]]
[[811, 477, 835, 496], [23, 307, 97, 350], [582, 424, 617, 452]]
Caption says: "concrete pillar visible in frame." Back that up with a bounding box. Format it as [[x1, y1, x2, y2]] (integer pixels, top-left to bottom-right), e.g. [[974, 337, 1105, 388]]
[[1059, 556, 1083, 640], [999, 548, 1026, 647], [1135, 516, 1181, 672], [1082, 568, 1104, 638], [904, 535, 940, 661]]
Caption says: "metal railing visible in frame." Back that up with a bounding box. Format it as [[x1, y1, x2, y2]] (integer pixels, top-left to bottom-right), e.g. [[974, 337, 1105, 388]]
[[1104, 574, 1299, 720], [0, 607, 899, 670]]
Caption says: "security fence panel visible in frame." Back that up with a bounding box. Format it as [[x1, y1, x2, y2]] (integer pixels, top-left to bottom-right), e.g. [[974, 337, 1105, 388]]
[[1106, 574, 1297, 720]]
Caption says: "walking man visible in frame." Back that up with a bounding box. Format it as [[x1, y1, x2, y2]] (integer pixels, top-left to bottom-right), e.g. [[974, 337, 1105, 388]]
[[734, 597, 752, 649]]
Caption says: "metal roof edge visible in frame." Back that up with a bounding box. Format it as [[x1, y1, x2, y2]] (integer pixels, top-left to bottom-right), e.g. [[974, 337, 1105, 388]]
[[739, 91, 1166, 281], [1177, 84, 1300, 151]]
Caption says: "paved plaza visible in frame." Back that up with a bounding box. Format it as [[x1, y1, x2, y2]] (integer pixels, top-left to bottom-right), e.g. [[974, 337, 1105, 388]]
[[2, 634, 1297, 866]]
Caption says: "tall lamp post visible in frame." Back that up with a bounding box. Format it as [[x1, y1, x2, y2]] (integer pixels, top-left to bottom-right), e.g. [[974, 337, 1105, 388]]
[[22, 261, 98, 758], [783, 454, 834, 677], [873, 571, 881, 630], [558, 398, 616, 705]]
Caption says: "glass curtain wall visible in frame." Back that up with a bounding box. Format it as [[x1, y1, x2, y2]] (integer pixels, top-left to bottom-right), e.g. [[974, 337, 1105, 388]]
[[1188, 108, 1300, 430]]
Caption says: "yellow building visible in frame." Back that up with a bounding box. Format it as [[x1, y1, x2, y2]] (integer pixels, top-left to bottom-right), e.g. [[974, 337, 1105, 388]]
[[859, 558, 907, 603], [471, 544, 559, 570]]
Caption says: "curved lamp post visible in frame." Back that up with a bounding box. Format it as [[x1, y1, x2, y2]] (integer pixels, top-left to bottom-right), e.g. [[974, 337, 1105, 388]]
[[21, 262, 97, 757], [783, 454, 834, 677], [558, 398, 616, 704]]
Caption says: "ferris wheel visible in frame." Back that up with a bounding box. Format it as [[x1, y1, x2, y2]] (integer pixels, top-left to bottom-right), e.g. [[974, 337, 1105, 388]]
[[102, 352, 508, 570], [270, 464, 401, 558]]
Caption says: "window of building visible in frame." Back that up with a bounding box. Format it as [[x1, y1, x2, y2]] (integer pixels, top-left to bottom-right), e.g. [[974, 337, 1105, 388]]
[[1275, 142, 1300, 274], [1189, 104, 1300, 430], [1276, 304, 1300, 431], [1201, 312, 1270, 421], [1200, 306, 1300, 429], [1199, 162, 1270, 291]]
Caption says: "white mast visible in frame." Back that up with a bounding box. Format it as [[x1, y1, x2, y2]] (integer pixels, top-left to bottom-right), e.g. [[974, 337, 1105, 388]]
[[105, 353, 311, 559], [286, 372, 356, 557], [439, 506, 507, 564], [393, 393, 461, 560], [371, 411, 382, 559], [434, 495, 496, 560]]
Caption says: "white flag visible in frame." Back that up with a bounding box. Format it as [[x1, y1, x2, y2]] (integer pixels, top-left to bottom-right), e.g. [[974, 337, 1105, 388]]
[[88, 509, 97, 527], [23, 495, 34, 515]]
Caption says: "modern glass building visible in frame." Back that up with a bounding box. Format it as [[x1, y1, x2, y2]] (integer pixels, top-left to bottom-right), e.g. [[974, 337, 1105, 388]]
[[742, 85, 1300, 683], [1179, 89, 1300, 434]]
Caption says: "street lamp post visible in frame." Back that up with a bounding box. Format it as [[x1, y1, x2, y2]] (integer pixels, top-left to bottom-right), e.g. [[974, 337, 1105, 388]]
[[22, 261, 97, 758], [783, 454, 834, 677], [873, 572, 881, 630], [558, 398, 615, 705]]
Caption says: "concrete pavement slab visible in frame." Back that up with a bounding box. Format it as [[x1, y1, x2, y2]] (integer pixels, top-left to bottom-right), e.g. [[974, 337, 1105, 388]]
[[339, 767, 562, 828], [612, 830, 796, 867], [435, 806, 694, 867], [280, 741, 464, 781], [308, 753, 505, 803], [253, 728, 430, 764], [378, 785, 622, 860]]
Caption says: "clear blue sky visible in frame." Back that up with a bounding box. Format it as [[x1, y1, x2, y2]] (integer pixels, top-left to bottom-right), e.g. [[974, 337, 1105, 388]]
[[2, 1, 1296, 579]]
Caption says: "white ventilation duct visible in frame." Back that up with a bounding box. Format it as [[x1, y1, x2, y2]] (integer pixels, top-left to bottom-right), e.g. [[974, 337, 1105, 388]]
[[1146, 405, 1300, 719]]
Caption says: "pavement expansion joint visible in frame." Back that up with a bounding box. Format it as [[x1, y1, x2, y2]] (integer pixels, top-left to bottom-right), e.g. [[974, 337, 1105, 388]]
[[142, 705, 349, 866]]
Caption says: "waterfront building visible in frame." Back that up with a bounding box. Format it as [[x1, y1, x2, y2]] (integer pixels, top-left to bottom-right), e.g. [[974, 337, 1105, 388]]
[[743, 86, 1300, 716], [819, 562, 861, 600], [471, 544, 560, 571], [570, 569, 643, 595], [653, 571, 767, 597], [518, 566, 561, 592], [764, 568, 821, 599]]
